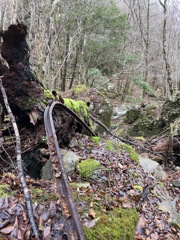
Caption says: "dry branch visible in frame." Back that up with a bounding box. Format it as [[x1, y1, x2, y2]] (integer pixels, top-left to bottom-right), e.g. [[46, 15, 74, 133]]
[[0, 77, 40, 240]]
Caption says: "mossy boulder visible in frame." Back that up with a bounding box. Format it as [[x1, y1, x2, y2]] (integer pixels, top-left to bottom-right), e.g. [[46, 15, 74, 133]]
[[77, 158, 101, 179], [71, 86, 113, 135], [125, 99, 180, 137], [98, 99, 113, 132], [125, 108, 140, 124], [64, 98, 89, 118], [84, 208, 138, 240]]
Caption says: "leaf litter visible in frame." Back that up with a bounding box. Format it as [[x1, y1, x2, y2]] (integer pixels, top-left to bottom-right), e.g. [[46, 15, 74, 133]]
[[0, 134, 179, 239]]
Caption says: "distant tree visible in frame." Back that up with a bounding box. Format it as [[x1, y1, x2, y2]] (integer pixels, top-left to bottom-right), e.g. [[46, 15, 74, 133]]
[[158, 0, 174, 98]]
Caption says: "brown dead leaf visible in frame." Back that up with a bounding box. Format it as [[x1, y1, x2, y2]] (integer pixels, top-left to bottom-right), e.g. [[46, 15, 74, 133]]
[[122, 201, 133, 208], [0, 225, 14, 234], [136, 214, 146, 235], [89, 202, 94, 208], [43, 225, 51, 239], [39, 216, 44, 231], [89, 208, 96, 219], [18, 229, 25, 240], [150, 232, 159, 240]]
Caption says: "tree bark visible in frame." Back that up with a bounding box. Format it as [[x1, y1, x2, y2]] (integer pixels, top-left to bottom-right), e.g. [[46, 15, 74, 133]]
[[158, 0, 174, 97]]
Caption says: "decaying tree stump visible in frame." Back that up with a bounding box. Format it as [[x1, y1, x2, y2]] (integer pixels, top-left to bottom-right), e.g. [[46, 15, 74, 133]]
[[0, 21, 44, 124]]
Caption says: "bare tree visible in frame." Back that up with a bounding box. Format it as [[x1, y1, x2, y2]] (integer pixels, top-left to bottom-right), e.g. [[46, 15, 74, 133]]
[[158, 0, 174, 97]]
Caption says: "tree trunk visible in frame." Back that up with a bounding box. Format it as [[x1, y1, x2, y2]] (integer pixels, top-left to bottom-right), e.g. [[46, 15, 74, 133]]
[[158, 0, 174, 98], [61, 33, 70, 91]]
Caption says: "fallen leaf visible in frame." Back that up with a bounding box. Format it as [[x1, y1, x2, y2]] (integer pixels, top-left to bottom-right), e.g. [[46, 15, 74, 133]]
[[83, 217, 100, 228], [43, 225, 51, 239], [89, 208, 96, 219], [0, 225, 14, 234], [136, 214, 146, 235], [89, 202, 94, 208]]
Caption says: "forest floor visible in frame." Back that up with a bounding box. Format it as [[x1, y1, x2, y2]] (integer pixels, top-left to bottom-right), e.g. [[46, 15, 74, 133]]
[[0, 132, 179, 240]]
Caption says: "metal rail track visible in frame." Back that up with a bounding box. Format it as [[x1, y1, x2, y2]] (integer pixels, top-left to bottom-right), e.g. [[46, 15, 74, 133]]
[[44, 101, 95, 240]]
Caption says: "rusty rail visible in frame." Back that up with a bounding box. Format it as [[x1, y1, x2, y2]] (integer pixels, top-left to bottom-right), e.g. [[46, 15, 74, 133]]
[[44, 101, 95, 240]]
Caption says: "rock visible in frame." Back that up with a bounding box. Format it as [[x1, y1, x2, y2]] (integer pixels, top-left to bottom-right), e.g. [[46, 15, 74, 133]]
[[77, 158, 101, 179], [41, 159, 55, 181], [61, 149, 79, 174], [112, 104, 128, 120], [96, 99, 113, 134], [139, 156, 159, 174], [154, 166, 167, 181], [126, 98, 180, 137], [172, 179, 180, 188], [125, 108, 140, 124], [41, 149, 79, 180]]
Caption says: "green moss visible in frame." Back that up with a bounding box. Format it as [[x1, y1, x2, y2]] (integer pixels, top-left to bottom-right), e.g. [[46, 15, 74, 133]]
[[0, 184, 14, 198], [133, 185, 143, 192], [73, 84, 87, 95], [134, 136, 145, 142], [44, 89, 55, 99], [41, 89, 55, 106], [72, 185, 138, 240], [23, 97, 38, 110], [77, 158, 101, 179], [105, 140, 115, 151], [64, 98, 88, 118], [91, 136, 101, 145], [84, 208, 138, 240], [31, 187, 58, 203], [122, 143, 139, 162]]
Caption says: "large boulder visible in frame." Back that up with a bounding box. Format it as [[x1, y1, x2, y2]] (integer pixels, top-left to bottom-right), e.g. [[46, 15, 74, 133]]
[[125, 97, 180, 137], [41, 149, 79, 180]]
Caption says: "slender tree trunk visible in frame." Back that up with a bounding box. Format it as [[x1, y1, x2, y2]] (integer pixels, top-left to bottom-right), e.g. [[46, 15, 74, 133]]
[[158, 0, 174, 98], [61, 33, 70, 91], [143, 0, 150, 99], [69, 45, 80, 89]]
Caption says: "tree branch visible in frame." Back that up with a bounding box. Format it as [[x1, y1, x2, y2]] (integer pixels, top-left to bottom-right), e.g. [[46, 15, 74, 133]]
[[0, 76, 41, 240]]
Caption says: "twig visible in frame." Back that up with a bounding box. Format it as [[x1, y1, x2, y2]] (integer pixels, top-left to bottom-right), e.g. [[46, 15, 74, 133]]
[[0, 77, 41, 240], [89, 114, 139, 145], [89, 114, 155, 153]]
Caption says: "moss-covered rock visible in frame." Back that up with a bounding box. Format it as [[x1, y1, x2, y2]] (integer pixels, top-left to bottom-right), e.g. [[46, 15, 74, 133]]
[[125, 108, 140, 124], [64, 98, 89, 118], [84, 208, 138, 240], [125, 99, 180, 137], [68, 85, 113, 135], [77, 158, 101, 179]]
